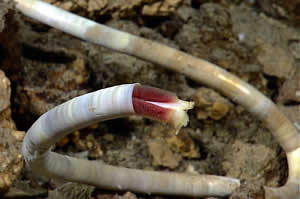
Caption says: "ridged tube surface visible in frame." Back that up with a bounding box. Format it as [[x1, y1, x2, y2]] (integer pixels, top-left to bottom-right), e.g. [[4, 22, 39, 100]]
[[22, 84, 135, 170], [21, 83, 239, 197], [16, 0, 299, 198], [16, 0, 298, 152]]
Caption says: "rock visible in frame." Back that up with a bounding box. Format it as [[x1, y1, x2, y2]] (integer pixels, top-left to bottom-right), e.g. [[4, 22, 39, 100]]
[[0, 0, 11, 32], [175, 2, 262, 77], [0, 1, 21, 78], [146, 125, 200, 169], [229, 181, 264, 199], [95, 191, 138, 199], [204, 197, 219, 199], [158, 17, 183, 39], [0, 128, 25, 194], [288, 40, 300, 59], [75, 134, 103, 159], [176, 5, 198, 22], [256, 0, 300, 25], [147, 139, 181, 169], [14, 47, 90, 129], [193, 87, 231, 120], [3, 180, 48, 198], [48, 182, 95, 199], [277, 68, 300, 104], [142, 0, 183, 16], [56, 130, 103, 159], [166, 131, 200, 159], [0, 71, 14, 129], [208, 102, 230, 120], [0, 70, 10, 113], [119, 192, 137, 199], [0, 70, 25, 194], [0, 109, 16, 129], [222, 140, 278, 187], [87, 0, 108, 12], [175, 3, 235, 61], [45, 0, 183, 19], [256, 43, 296, 79]]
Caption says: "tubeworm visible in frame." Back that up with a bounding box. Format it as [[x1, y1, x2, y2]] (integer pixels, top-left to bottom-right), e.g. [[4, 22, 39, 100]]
[[22, 84, 239, 197], [15, 0, 299, 198]]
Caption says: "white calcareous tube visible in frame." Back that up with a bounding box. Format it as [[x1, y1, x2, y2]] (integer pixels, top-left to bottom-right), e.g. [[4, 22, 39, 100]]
[[16, 0, 299, 198], [22, 84, 136, 160], [22, 83, 240, 197]]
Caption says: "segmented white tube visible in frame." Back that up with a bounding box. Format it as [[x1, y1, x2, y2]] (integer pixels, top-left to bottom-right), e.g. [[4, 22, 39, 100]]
[[22, 84, 136, 174], [16, 0, 132, 51], [22, 84, 240, 197], [15, 0, 299, 198]]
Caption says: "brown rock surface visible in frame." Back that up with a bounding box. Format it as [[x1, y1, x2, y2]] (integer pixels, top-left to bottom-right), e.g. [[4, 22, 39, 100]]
[[0, 70, 24, 194], [0, 0, 10, 32], [256, 0, 300, 25], [256, 43, 296, 79], [48, 182, 95, 199], [0, 128, 24, 194], [147, 138, 181, 169], [194, 87, 231, 120], [0, 3, 25, 194], [0, 70, 10, 113], [44, 0, 183, 19], [223, 140, 278, 187], [145, 125, 200, 169], [166, 132, 200, 159], [277, 67, 300, 104]]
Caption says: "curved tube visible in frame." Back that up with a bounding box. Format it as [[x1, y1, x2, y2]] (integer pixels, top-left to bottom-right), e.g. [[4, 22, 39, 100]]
[[16, 0, 299, 198], [22, 84, 239, 197]]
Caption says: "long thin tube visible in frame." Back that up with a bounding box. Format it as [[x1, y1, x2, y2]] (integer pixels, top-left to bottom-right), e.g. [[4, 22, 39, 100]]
[[22, 84, 239, 197], [16, 0, 299, 198]]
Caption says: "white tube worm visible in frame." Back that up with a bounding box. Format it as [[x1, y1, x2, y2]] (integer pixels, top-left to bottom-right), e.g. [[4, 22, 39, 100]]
[[22, 83, 239, 197], [15, 0, 299, 198]]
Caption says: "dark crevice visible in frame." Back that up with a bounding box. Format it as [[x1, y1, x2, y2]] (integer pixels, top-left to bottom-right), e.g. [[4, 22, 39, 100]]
[[0, 45, 6, 65], [283, 100, 300, 106], [185, 76, 203, 89], [263, 74, 280, 99], [142, 16, 171, 28], [21, 43, 76, 63], [95, 14, 112, 24]]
